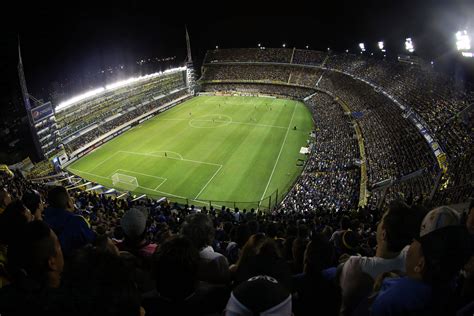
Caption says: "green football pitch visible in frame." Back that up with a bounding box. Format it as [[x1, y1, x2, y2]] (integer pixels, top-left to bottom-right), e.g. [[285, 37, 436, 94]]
[[68, 95, 314, 209]]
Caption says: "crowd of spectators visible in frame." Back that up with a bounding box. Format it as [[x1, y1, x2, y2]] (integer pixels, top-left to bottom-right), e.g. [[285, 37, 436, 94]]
[[202, 83, 314, 99], [317, 71, 438, 206], [65, 89, 188, 153], [200, 48, 472, 206], [288, 67, 324, 87], [292, 49, 328, 66], [205, 48, 293, 64], [0, 170, 472, 315], [325, 53, 474, 161], [282, 92, 360, 213], [202, 64, 292, 83], [57, 71, 187, 140], [0, 48, 471, 315]]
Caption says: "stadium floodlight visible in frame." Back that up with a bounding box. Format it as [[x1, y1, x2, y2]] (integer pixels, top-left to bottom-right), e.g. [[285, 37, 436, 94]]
[[462, 52, 473, 58], [405, 38, 415, 53], [456, 30, 471, 51], [378, 41, 384, 50], [56, 87, 105, 112], [56, 66, 187, 112], [359, 43, 366, 52]]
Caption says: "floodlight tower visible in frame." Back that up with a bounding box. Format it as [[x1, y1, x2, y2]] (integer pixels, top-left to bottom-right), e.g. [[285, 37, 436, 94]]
[[185, 25, 196, 94], [18, 39, 45, 160], [456, 30, 473, 58], [405, 38, 415, 53], [378, 41, 386, 53]]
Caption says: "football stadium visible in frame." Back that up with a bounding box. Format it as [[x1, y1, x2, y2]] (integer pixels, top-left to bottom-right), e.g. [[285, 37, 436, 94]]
[[0, 10, 473, 316], [67, 95, 313, 209]]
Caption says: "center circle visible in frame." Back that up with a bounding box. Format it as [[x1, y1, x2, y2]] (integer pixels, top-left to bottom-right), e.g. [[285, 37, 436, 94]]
[[189, 114, 233, 128]]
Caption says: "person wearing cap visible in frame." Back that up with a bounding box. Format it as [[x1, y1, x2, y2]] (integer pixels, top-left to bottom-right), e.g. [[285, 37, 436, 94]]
[[116, 207, 157, 258], [225, 275, 292, 316], [371, 206, 471, 315], [338, 201, 425, 315], [44, 186, 95, 257]]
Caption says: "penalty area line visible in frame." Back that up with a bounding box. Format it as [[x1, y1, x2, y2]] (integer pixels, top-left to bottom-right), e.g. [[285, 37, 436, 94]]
[[194, 164, 223, 200]]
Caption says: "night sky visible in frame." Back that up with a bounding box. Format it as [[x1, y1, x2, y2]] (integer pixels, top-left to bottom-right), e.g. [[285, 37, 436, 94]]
[[1, 1, 474, 111]]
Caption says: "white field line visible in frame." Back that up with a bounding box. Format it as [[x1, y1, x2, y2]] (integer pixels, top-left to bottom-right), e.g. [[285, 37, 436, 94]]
[[88, 152, 120, 173], [114, 168, 166, 180], [136, 185, 186, 198], [68, 168, 112, 181], [194, 165, 223, 200], [149, 151, 184, 160], [157, 118, 287, 129], [118, 150, 222, 167], [69, 167, 185, 199], [259, 103, 297, 204], [113, 169, 168, 190], [228, 121, 287, 129], [154, 179, 167, 190]]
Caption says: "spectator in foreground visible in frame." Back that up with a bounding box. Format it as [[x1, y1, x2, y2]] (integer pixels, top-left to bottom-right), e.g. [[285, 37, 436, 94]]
[[234, 235, 292, 290], [116, 207, 157, 258], [142, 236, 229, 316], [43, 186, 95, 256], [22, 189, 44, 220], [338, 200, 425, 315], [225, 275, 292, 316], [62, 246, 143, 316], [0, 200, 35, 288], [181, 213, 230, 284], [371, 206, 471, 315], [293, 234, 341, 316], [0, 221, 64, 316]]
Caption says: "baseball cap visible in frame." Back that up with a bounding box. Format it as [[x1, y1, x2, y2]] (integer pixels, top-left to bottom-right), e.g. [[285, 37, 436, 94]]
[[120, 207, 148, 238], [225, 275, 292, 316], [416, 206, 471, 280], [417, 206, 461, 239]]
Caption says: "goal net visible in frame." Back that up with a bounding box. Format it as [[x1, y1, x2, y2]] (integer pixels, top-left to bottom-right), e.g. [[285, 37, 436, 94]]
[[111, 173, 138, 191]]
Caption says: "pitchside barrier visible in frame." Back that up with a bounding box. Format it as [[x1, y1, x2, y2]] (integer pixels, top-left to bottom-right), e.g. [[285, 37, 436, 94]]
[[144, 187, 282, 212], [137, 169, 302, 212]]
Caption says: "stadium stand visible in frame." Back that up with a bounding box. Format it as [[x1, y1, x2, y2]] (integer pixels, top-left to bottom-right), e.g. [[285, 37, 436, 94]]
[[200, 48, 473, 207], [0, 168, 472, 315], [281, 92, 360, 213], [0, 48, 472, 316], [57, 69, 189, 154]]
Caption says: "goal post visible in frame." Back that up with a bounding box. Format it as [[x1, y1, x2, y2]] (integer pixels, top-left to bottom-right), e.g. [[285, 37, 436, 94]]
[[111, 173, 138, 191]]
